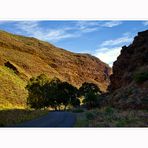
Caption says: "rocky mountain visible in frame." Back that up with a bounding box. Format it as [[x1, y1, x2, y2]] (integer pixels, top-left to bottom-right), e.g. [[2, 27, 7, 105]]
[[0, 30, 111, 108], [108, 30, 148, 109]]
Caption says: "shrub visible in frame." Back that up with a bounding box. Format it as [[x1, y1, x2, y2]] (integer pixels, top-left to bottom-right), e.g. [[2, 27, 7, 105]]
[[83, 91, 98, 109], [86, 112, 95, 120], [134, 71, 148, 83], [105, 107, 115, 115], [116, 119, 128, 127]]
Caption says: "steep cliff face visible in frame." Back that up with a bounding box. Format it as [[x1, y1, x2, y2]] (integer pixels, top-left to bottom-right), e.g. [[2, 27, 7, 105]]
[[0, 30, 111, 108], [108, 30, 148, 109]]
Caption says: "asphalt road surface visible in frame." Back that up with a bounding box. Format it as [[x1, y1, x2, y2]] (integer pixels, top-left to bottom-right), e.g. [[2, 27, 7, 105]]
[[15, 111, 76, 127]]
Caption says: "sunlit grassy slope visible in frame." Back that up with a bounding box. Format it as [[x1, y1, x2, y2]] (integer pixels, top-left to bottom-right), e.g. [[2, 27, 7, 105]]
[[0, 66, 27, 109]]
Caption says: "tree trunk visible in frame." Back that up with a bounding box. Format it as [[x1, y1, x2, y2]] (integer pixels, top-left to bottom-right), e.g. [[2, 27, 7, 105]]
[[64, 105, 67, 111], [55, 106, 57, 111]]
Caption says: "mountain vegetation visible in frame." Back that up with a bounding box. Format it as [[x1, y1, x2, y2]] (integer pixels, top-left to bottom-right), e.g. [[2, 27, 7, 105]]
[[26, 74, 103, 110], [0, 30, 111, 109], [26, 74, 81, 110], [0, 29, 148, 127], [75, 30, 148, 127]]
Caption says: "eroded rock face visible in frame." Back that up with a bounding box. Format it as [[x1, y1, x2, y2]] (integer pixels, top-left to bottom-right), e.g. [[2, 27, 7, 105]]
[[4, 61, 19, 74], [109, 30, 148, 91], [108, 30, 148, 109]]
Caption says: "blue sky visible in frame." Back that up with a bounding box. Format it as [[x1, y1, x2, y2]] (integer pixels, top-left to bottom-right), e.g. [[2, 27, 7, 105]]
[[0, 20, 148, 67]]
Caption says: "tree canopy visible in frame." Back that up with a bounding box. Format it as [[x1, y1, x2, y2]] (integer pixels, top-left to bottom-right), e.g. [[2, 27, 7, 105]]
[[79, 82, 102, 97], [26, 74, 49, 109], [26, 75, 102, 110], [79, 82, 102, 109], [26, 75, 80, 110]]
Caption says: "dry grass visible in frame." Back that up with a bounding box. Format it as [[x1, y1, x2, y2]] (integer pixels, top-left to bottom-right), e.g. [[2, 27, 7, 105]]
[[0, 66, 27, 108], [0, 109, 48, 127], [75, 107, 148, 127], [74, 112, 89, 127], [0, 30, 111, 109]]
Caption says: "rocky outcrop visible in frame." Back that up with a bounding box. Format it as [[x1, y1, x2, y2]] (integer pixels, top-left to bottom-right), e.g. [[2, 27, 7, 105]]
[[4, 61, 19, 74], [108, 30, 148, 109]]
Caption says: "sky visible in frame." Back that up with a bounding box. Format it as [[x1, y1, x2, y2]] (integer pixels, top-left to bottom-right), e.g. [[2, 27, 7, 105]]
[[0, 20, 148, 67]]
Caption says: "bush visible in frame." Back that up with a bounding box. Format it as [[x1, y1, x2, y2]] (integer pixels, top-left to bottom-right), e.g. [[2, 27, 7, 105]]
[[116, 119, 128, 127], [86, 112, 95, 120], [134, 71, 148, 83], [83, 91, 102, 109], [105, 107, 115, 115]]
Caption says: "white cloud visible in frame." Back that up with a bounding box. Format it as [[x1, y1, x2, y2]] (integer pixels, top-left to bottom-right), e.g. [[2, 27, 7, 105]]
[[41, 30, 79, 41], [142, 21, 148, 26], [101, 36, 133, 46], [94, 47, 121, 67], [81, 27, 98, 33], [15, 21, 79, 42], [15, 21, 38, 34], [102, 21, 122, 27], [75, 21, 122, 33], [76, 21, 98, 28], [95, 32, 133, 66], [15, 21, 124, 42], [76, 21, 99, 33]]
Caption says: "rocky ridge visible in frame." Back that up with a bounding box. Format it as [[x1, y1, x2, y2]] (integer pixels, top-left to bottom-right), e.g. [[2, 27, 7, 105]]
[[108, 30, 148, 109]]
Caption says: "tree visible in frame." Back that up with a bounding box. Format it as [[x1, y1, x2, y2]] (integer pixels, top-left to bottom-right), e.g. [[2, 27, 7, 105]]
[[44, 77, 62, 110], [83, 91, 99, 109], [79, 82, 102, 109], [26, 75, 80, 110], [44, 79, 80, 110], [26, 74, 49, 109], [71, 97, 80, 108], [79, 82, 101, 97], [58, 82, 79, 109]]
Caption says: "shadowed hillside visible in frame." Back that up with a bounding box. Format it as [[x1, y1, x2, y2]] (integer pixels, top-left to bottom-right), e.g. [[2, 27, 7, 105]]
[[108, 30, 148, 109], [75, 30, 148, 127]]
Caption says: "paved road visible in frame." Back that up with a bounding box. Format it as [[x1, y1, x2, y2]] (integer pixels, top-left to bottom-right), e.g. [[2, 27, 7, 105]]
[[15, 111, 76, 127]]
